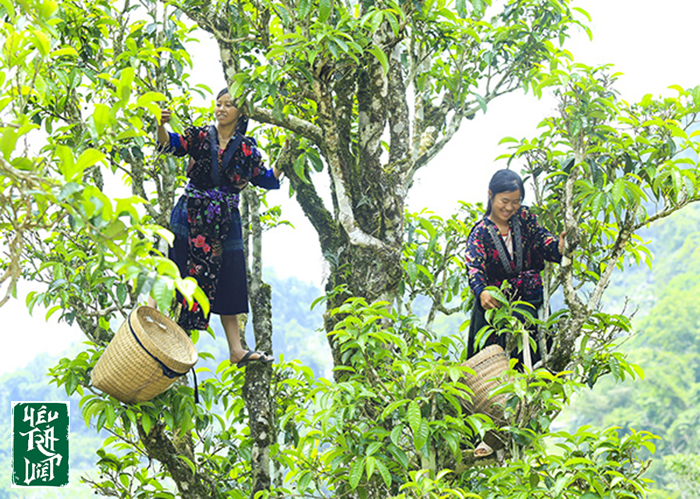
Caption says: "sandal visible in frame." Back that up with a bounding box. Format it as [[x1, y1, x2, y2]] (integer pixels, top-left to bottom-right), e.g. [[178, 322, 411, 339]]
[[474, 441, 493, 458], [234, 350, 274, 368]]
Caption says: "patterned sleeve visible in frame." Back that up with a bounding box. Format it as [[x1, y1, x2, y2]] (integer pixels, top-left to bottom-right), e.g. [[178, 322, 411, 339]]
[[465, 224, 489, 299], [521, 208, 561, 263], [245, 138, 280, 190], [159, 127, 198, 158]]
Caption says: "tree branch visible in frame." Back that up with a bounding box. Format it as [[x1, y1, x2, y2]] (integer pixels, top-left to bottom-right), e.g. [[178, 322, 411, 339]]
[[250, 105, 324, 146], [312, 76, 387, 251], [387, 44, 411, 175], [278, 140, 342, 255], [633, 196, 700, 232], [241, 188, 274, 495]]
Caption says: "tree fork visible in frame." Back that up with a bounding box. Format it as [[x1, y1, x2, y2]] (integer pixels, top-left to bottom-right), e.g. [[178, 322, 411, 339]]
[[137, 422, 218, 498]]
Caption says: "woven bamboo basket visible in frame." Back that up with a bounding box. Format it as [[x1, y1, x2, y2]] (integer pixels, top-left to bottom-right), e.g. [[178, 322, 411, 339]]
[[91, 306, 198, 404], [461, 344, 509, 424]]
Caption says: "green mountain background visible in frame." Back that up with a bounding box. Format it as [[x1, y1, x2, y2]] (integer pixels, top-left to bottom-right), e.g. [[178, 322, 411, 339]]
[[0, 274, 329, 497], [2, 204, 700, 497], [561, 203, 700, 498]]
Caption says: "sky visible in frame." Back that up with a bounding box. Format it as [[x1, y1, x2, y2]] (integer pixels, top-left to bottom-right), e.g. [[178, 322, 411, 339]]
[[1, 0, 699, 374]]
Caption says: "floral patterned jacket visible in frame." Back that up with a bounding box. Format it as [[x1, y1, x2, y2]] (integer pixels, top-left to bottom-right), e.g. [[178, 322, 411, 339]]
[[465, 206, 561, 303], [165, 126, 279, 191]]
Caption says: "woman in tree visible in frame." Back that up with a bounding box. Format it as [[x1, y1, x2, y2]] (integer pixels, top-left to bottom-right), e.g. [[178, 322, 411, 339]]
[[466, 169, 564, 365], [465, 169, 564, 458], [156, 88, 281, 368]]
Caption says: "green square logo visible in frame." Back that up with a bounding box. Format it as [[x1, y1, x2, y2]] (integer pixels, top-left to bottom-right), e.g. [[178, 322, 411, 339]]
[[11, 402, 70, 488]]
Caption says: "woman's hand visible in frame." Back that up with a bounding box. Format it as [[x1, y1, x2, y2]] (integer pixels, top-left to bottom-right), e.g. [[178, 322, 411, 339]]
[[480, 290, 501, 310], [558, 231, 566, 255], [159, 108, 172, 125], [157, 108, 172, 147]]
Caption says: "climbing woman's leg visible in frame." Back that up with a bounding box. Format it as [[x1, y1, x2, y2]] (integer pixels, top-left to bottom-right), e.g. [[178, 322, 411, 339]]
[[220, 314, 272, 366]]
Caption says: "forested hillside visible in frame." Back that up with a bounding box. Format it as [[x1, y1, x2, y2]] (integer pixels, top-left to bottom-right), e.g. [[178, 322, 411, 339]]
[[0, 272, 326, 496], [563, 203, 700, 498]]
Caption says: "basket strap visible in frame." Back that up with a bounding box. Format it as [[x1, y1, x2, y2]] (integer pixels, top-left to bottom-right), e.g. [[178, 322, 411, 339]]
[[128, 312, 188, 379], [192, 368, 199, 404]]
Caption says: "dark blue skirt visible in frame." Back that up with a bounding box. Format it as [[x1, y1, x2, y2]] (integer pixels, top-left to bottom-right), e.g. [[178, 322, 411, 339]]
[[169, 194, 249, 317]]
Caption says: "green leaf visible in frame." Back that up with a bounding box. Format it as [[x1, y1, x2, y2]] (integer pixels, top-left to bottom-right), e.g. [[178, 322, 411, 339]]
[[73, 148, 106, 181], [55, 145, 74, 178], [443, 431, 459, 457], [387, 444, 408, 469], [327, 40, 339, 59], [366, 442, 383, 456], [96, 410, 107, 431], [137, 91, 167, 108], [630, 363, 645, 380], [152, 278, 174, 312], [611, 178, 625, 205], [29, 29, 51, 56], [177, 455, 196, 476], [155, 257, 181, 278], [175, 277, 210, 317], [318, 0, 331, 22], [368, 46, 389, 75], [117, 67, 135, 102], [498, 136, 519, 145], [406, 261, 417, 283], [0, 0, 16, 20], [381, 399, 409, 420], [102, 220, 127, 240], [448, 366, 462, 383], [298, 470, 312, 491], [51, 46, 78, 58], [349, 458, 364, 489], [298, 0, 312, 19], [365, 456, 376, 480], [156, 227, 175, 247], [110, 195, 139, 218], [418, 217, 437, 239], [414, 418, 429, 451], [456, 0, 467, 17], [105, 404, 116, 427], [385, 12, 399, 37], [293, 153, 311, 184], [119, 473, 130, 489], [473, 92, 487, 113], [375, 460, 392, 488], [66, 373, 79, 395], [307, 149, 324, 172], [0, 127, 20, 161], [45, 304, 62, 321], [141, 413, 152, 435], [390, 424, 403, 446], [92, 103, 112, 135]]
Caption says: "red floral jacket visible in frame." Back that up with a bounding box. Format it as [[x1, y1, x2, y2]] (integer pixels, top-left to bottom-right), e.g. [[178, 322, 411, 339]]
[[465, 206, 561, 303]]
